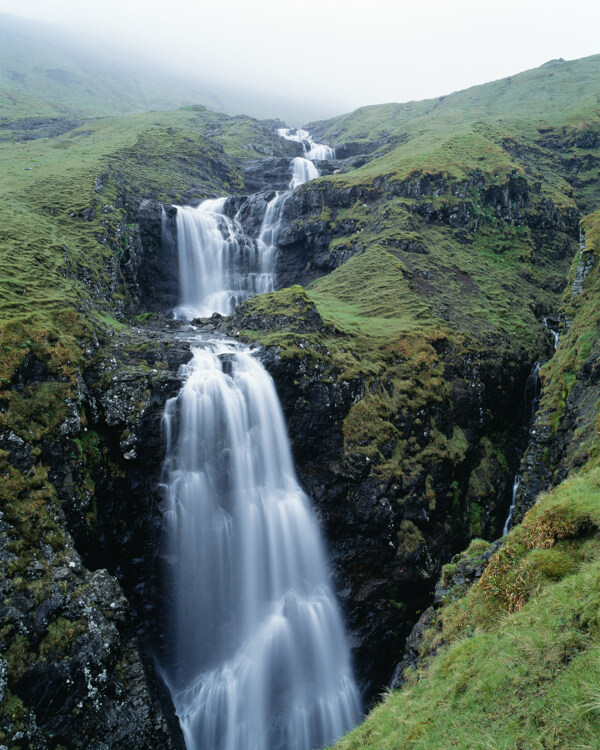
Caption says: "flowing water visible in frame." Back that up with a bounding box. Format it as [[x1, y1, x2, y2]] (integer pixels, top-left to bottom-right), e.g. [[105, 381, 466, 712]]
[[502, 360, 542, 534], [173, 128, 334, 320], [502, 475, 520, 536], [174, 198, 273, 320], [160, 131, 360, 749]]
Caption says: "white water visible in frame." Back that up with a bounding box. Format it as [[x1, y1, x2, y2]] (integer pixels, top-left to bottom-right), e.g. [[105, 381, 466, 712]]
[[161, 344, 361, 750], [173, 129, 333, 319], [174, 198, 273, 319], [542, 317, 560, 350], [162, 129, 360, 748], [502, 360, 543, 534], [277, 128, 336, 161], [503, 475, 520, 536]]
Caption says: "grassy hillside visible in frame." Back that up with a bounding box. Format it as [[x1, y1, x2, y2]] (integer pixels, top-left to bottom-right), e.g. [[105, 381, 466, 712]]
[[334, 468, 600, 749], [297, 61, 600, 750], [0, 103, 282, 381]]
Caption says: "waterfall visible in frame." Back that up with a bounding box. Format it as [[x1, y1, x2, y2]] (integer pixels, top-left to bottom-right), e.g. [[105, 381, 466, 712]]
[[174, 198, 274, 320], [277, 127, 336, 161], [502, 361, 542, 534], [161, 131, 360, 748], [172, 128, 334, 319], [161, 344, 361, 750], [543, 316, 560, 350], [289, 157, 320, 190], [502, 475, 520, 536]]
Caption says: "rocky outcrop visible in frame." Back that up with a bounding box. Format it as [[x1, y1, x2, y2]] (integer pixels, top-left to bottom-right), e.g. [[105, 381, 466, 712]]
[[124, 200, 179, 311], [0, 325, 191, 747], [389, 538, 500, 688]]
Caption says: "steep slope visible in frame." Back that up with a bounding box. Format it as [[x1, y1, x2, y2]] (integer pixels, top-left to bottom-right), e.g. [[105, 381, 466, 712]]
[[332, 212, 600, 748], [0, 103, 296, 746], [1, 48, 600, 747]]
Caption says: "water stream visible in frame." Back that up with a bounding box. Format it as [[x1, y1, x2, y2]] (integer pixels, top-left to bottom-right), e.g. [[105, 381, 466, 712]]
[[160, 131, 360, 749]]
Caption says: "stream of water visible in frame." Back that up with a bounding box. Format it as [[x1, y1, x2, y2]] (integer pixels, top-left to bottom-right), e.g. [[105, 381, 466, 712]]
[[160, 130, 360, 750]]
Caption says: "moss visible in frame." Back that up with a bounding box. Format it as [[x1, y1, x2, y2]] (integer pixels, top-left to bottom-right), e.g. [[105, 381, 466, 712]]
[[334, 467, 600, 749], [396, 520, 425, 557], [4, 633, 32, 681], [39, 617, 86, 658]]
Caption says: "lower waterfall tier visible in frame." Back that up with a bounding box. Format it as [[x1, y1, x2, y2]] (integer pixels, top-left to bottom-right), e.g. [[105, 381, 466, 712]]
[[159, 342, 361, 750]]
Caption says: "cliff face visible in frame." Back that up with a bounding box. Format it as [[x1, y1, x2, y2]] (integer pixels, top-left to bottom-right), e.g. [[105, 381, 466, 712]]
[[515, 212, 600, 521]]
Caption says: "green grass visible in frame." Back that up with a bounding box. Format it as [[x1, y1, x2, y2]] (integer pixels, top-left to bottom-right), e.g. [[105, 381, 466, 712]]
[[308, 55, 600, 217], [334, 468, 600, 750]]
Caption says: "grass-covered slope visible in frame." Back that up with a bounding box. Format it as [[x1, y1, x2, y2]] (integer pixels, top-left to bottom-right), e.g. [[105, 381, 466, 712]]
[[261, 53, 600, 492], [310, 54, 600, 197], [334, 467, 600, 749], [328, 174, 600, 749], [230, 53, 600, 704], [333, 218, 600, 742]]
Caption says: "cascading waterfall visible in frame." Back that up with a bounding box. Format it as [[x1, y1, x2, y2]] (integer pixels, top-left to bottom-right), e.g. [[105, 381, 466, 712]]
[[277, 127, 336, 161], [160, 131, 359, 749], [543, 316, 560, 350], [174, 198, 274, 320], [278, 127, 335, 190], [173, 127, 334, 319]]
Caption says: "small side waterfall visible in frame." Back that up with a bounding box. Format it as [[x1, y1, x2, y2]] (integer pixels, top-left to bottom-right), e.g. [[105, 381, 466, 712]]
[[160, 130, 359, 749], [502, 358, 543, 534], [502, 476, 520, 536], [543, 316, 560, 350]]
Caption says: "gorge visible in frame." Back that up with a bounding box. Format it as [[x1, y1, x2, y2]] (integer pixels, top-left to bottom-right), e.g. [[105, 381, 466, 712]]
[[1, 35, 600, 749]]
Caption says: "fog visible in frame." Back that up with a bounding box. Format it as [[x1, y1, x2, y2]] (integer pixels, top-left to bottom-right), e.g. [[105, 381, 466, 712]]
[[2, 0, 600, 119]]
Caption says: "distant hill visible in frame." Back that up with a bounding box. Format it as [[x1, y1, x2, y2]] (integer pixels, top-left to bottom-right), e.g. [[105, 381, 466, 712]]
[[0, 14, 332, 125]]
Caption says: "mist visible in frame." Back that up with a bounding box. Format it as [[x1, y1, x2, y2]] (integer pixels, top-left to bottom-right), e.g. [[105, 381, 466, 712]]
[[1, 0, 600, 122]]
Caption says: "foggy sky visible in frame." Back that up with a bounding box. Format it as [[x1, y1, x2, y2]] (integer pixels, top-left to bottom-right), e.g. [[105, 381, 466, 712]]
[[2, 0, 600, 117]]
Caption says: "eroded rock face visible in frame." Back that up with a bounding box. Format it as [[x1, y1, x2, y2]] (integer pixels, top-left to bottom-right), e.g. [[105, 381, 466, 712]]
[[0, 323, 192, 748], [211, 297, 536, 703], [131, 200, 179, 312]]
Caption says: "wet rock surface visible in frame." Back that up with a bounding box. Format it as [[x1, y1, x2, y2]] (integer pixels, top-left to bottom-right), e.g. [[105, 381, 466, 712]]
[[210, 298, 537, 703], [388, 539, 502, 688]]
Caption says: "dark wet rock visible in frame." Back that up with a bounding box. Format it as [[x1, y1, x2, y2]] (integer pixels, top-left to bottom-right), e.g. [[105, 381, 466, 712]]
[[0, 431, 33, 472], [242, 157, 296, 192], [129, 200, 179, 311], [389, 539, 501, 688], [220, 294, 535, 702]]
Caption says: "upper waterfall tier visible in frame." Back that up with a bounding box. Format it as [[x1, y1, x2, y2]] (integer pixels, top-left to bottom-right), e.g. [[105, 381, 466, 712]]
[[171, 128, 334, 320], [277, 127, 336, 160]]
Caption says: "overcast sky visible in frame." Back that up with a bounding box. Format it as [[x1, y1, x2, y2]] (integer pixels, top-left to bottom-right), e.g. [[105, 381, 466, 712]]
[[2, 0, 600, 116]]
